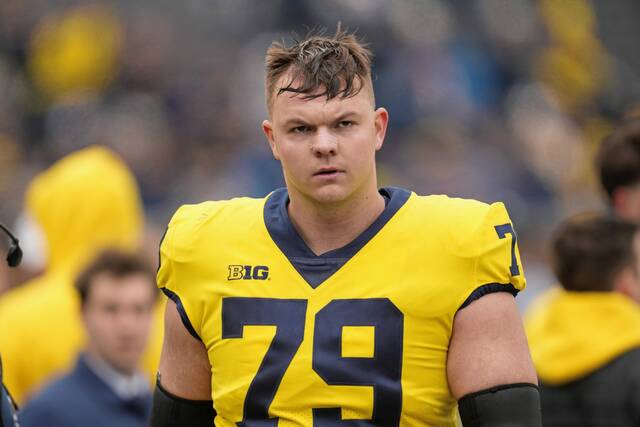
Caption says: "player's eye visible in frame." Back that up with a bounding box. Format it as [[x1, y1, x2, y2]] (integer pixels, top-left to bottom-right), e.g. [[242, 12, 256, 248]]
[[291, 125, 312, 134], [337, 121, 353, 129]]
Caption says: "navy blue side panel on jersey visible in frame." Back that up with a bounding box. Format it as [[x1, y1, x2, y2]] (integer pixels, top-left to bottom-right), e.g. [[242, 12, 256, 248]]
[[161, 287, 201, 341]]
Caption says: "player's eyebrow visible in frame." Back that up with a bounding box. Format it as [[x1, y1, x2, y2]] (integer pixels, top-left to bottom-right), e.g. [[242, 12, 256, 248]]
[[283, 117, 312, 128], [333, 111, 359, 122], [282, 111, 360, 129]]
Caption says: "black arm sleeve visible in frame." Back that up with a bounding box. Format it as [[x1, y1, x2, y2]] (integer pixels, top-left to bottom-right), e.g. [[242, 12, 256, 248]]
[[458, 383, 541, 427], [149, 378, 216, 427]]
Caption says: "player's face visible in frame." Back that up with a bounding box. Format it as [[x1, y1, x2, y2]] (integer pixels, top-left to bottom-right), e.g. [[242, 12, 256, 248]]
[[82, 273, 155, 374], [262, 78, 388, 205]]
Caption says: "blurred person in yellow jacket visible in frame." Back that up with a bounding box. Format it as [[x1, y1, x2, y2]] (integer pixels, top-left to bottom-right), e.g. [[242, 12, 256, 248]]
[[0, 146, 163, 404], [526, 214, 640, 425]]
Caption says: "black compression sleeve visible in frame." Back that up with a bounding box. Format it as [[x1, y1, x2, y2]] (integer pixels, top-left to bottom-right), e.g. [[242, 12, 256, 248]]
[[149, 378, 215, 427], [458, 383, 541, 427]]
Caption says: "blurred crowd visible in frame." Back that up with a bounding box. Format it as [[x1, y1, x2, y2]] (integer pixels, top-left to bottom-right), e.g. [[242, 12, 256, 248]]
[[1, 0, 640, 301]]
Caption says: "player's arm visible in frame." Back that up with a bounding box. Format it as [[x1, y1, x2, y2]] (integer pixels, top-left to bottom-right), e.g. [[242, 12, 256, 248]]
[[447, 292, 541, 426], [150, 299, 215, 427]]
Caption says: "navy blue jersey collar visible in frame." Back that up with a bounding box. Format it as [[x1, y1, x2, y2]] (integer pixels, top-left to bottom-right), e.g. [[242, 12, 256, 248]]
[[264, 187, 411, 288]]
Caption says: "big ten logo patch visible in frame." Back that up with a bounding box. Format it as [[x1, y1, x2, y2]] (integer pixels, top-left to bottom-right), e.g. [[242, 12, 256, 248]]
[[228, 265, 270, 281]]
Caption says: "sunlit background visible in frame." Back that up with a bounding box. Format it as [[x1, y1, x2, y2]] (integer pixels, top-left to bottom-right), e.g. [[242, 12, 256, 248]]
[[1, 0, 639, 307]]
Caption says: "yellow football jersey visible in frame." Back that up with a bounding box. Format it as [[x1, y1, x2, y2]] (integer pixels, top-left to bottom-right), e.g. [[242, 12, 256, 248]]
[[158, 188, 526, 426]]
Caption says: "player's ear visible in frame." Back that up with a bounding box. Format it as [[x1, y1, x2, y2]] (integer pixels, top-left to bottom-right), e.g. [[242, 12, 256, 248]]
[[262, 120, 280, 160], [373, 107, 389, 151]]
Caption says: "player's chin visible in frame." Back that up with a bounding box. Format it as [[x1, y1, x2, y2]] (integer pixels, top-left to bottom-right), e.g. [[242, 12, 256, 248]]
[[308, 183, 351, 204]]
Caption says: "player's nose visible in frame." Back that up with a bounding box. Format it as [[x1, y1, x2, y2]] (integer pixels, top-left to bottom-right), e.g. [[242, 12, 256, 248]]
[[311, 128, 338, 157]]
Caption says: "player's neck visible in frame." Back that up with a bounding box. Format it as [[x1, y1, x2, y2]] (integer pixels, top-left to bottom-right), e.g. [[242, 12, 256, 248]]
[[287, 186, 386, 256]]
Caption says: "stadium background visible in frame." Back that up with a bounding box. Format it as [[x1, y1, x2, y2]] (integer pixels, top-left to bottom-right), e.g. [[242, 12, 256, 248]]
[[1, 0, 639, 308]]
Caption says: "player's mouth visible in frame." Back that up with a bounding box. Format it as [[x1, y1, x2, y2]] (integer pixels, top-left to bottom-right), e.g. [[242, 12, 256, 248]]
[[313, 168, 344, 179]]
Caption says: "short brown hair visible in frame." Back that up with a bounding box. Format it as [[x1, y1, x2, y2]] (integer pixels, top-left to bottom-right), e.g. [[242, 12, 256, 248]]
[[264, 25, 374, 113], [596, 119, 640, 201], [551, 214, 638, 292], [75, 250, 156, 306]]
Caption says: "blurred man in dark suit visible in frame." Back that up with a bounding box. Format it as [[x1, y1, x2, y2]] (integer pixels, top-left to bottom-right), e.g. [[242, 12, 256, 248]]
[[19, 251, 157, 427]]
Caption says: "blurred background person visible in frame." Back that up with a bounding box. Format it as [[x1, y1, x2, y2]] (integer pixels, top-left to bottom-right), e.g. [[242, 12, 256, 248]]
[[19, 250, 157, 427], [524, 115, 640, 354], [0, 146, 163, 405], [526, 214, 640, 426], [596, 118, 640, 223]]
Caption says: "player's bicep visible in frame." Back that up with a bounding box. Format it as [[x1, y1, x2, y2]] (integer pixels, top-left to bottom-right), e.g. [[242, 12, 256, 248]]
[[158, 299, 211, 400], [447, 292, 537, 399]]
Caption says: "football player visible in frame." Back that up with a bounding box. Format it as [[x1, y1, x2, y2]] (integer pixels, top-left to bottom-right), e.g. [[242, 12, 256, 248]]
[[151, 27, 540, 426]]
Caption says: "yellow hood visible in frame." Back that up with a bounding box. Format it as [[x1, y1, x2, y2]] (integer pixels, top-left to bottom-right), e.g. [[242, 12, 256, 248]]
[[25, 145, 143, 275], [525, 287, 640, 385]]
